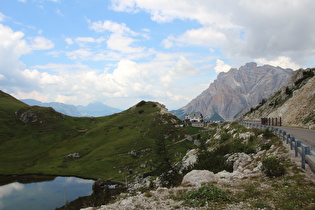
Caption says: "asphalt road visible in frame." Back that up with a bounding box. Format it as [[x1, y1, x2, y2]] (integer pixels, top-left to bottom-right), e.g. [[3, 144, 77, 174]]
[[278, 127, 315, 149]]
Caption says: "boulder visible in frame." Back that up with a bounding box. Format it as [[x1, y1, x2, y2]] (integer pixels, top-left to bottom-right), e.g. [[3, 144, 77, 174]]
[[238, 132, 254, 140], [181, 170, 217, 186], [178, 149, 198, 173], [65, 153, 81, 158], [226, 153, 252, 171]]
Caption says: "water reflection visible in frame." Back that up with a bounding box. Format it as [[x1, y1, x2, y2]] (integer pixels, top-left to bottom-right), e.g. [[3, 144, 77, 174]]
[[0, 176, 94, 210]]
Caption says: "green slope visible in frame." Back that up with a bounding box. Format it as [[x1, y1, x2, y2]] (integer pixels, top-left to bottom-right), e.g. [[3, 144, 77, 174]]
[[0, 91, 196, 180]]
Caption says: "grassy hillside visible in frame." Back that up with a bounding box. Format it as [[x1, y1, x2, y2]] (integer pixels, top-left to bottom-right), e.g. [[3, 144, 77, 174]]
[[0, 91, 197, 180]]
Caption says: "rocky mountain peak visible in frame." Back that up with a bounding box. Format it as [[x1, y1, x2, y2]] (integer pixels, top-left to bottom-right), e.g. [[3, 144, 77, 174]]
[[176, 62, 292, 121]]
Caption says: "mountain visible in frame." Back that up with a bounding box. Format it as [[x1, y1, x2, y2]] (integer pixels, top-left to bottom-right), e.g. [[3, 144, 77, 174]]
[[77, 102, 121, 117], [173, 62, 292, 121], [21, 99, 82, 117], [21, 99, 121, 117], [241, 68, 315, 128], [0, 91, 195, 181], [209, 112, 225, 122]]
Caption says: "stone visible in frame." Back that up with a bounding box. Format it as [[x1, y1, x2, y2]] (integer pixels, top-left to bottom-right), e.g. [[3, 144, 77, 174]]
[[181, 170, 217, 186], [178, 149, 198, 173], [226, 153, 252, 171], [65, 153, 81, 158], [239, 132, 254, 140]]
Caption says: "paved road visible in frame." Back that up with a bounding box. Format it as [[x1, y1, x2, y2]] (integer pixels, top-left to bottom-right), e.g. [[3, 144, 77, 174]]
[[278, 127, 315, 149]]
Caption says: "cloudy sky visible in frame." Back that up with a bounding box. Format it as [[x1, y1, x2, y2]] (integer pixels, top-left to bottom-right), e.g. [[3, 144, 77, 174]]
[[1, 0, 314, 110]]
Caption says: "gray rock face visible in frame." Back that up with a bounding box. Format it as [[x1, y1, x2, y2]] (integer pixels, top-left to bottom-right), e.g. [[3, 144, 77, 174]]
[[180, 62, 292, 121]]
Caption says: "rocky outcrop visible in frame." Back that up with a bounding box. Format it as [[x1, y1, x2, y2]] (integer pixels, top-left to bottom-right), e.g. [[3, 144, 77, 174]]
[[64, 153, 81, 158], [15, 106, 64, 124], [242, 68, 315, 128], [176, 62, 292, 121], [226, 153, 252, 171]]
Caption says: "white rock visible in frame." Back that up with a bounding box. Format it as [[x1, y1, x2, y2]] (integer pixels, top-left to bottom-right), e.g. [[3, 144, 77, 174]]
[[226, 153, 252, 171], [253, 162, 262, 172], [178, 149, 198, 173], [181, 170, 217, 186], [239, 132, 254, 140]]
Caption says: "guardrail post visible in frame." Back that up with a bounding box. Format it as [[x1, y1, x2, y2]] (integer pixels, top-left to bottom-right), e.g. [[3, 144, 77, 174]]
[[302, 146, 306, 169], [295, 140, 301, 157], [290, 136, 295, 150], [286, 134, 290, 144], [282, 131, 286, 141]]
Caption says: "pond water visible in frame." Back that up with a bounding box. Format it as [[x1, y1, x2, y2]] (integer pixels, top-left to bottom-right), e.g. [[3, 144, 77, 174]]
[[0, 175, 94, 210]]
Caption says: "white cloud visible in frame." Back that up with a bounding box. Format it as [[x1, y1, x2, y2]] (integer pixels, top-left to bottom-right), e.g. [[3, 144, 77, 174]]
[[162, 27, 226, 48], [255, 56, 300, 70], [31, 63, 89, 71], [110, 0, 235, 27], [74, 37, 105, 47], [89, 20, 137, 36], [0, 24, 32, 88], [13, 90, 50, 102], [56, 8, 64, 16], [30, 36, 54, 50], [8, 53, 204, 109], [66, 49, 92, 60], [65, 38, 74, 44], [111, 0, 315, 67], [106, 33, 144, 53], [0, 13, 5, 22], [214, 59, 231, 74]]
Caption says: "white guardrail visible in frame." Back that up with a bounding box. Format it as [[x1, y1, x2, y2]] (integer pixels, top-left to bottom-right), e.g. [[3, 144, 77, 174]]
[[239, 122, 315, 174]]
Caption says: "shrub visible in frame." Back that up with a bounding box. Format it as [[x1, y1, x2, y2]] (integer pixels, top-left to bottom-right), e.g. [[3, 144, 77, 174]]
[[262, 156, 285, 177], [220, 132, 231, 142], [260, 139, 272, 150], [263, 129, 274, 138], [194, 144, 233, 173], [136, 100, 146, 107]]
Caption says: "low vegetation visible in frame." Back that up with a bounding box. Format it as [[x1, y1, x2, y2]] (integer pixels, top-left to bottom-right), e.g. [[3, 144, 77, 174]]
[[0, 91, 195, 181], [171, 184, 230, 207]]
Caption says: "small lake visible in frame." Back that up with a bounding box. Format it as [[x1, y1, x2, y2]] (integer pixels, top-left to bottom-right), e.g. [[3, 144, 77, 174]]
[[0, 175, 94, 210]]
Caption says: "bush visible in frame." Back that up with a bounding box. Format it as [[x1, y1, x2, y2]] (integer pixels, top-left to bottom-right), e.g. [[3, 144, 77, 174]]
[[263, 129, 274, 138], [136, 100, 146, 107], [220, 132, 231, 142], [262, 156, 285, 177], [194, 144, 233, 173]]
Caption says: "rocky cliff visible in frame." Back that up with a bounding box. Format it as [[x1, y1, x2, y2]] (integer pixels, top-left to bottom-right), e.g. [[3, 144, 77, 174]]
[[242, 68, 315, 128], [176, 62, 292, 121]]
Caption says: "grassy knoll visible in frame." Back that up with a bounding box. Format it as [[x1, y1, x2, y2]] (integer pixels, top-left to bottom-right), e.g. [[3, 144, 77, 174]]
[[0, 91, 195, 181]]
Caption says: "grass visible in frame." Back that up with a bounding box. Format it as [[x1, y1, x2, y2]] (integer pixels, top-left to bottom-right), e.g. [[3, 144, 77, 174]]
[[171, 184, 230, 207], [0, 91, 196, 181]]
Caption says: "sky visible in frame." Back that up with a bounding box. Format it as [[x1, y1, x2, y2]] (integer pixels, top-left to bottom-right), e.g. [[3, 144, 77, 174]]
[[0, 0, 314, 110]]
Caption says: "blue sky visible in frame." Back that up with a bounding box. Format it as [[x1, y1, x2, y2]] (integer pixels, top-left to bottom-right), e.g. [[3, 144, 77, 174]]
[[0, 0, 314, 110]]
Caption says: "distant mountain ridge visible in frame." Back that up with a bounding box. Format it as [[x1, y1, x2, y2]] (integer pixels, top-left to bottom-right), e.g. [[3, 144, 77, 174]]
[[21, 99, 121, 117], [173, 62, 292, 121]]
